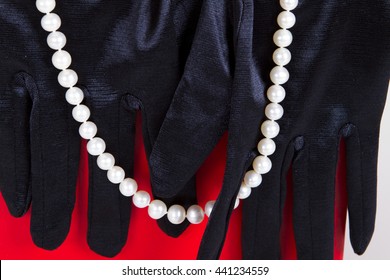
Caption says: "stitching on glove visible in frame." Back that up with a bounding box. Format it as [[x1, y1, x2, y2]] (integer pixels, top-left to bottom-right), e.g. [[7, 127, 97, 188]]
[[12, 72, 35, 217], [339, 122, 366, 253]]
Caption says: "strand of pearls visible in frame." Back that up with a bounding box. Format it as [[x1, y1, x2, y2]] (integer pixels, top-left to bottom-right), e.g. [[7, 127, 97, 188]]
[[239, 0, 297, 199], [35, 0, 298, 225]]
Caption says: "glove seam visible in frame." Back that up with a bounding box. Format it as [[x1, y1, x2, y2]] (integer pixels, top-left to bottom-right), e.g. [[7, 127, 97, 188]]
[[11, 76, 19, 215], [8, 72, 34, 216], [37, 74, 45, 248], [307, 139, 314, 259], [339, 122, 366, 253], [234, 0, 246, 48], [356, 126, 365, 252]]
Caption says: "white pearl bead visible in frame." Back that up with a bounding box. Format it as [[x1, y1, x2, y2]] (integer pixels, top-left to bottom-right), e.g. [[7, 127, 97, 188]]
[[257, 138, 276, 156], [273, 48, 291, 66], [205, 200, 215, 217], [253, 155, 272, 174], [186, 205, 205, 224], [277, 11, 296, 29], [273, 29, 293, 47], [280, 0, 298, 11], [58, 69, 78, 88], [270, 66, 289, 85], [72, 104, 90, 122], [87, 137, 106, 156], [267, 85, 286, 103], [47, 31, 66, 50], [97, 153, 115, 171], [107, 166, 125, 184], [41, 13, 61, 32], [119, 178, 138, 197], [148, 200, 167, 219], [244, 170, 262, 188], [234, 198, 240, 209], [65, 87, 84, 105], [132, 191, 151, 208], [79, 121, 97, 139], [237, 183, 252, 199], [36, 0, 56, 14], [265, 103, 284, 120], [167, 205, 186, 224], [52, 50, 72, 70], [261, 120, 280, 139]]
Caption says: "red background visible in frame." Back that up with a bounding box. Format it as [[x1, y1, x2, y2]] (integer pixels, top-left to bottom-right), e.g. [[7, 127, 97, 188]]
[[0, 117, 347, 260]]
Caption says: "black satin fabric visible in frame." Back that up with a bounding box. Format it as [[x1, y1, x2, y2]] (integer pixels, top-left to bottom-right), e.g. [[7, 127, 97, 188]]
[[0, 0, 389, 260], [149, 0, 390, 259], [0, 0, 203, 257]]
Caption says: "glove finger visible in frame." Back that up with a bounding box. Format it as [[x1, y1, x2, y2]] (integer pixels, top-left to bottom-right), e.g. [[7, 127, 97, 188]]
[[197, 0, 265, 259], [291, 135, 339, 259], [29, 81, 80, 250], [86, 92, 136, 257], [0, 72, 33, 217], [241, 136, 302, 259], [140, 92, 198, 238], [150, 0, 203, 237], [140, 99, 197, 238], [149, 0, 233, 199], [341, 123, 378, 255], [197, 151, 255, 260]]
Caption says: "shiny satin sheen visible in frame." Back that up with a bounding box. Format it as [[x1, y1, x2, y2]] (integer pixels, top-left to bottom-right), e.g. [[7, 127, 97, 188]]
[[0, 0, 203, 257], [148, 0, 389, 259], [0, 0, 389, 260]]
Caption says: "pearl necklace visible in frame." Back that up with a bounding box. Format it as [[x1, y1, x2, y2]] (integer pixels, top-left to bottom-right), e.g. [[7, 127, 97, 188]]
[[35, 0, 298, 225]]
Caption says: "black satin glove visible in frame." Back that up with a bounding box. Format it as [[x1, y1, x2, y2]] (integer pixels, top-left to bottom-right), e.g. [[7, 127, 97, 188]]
[[0, 0, 202, 257], [149, 0, 390, 259]]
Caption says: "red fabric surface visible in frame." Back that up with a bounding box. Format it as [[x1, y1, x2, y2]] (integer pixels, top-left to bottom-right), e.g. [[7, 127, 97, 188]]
[[0, 118, 347, 259]]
